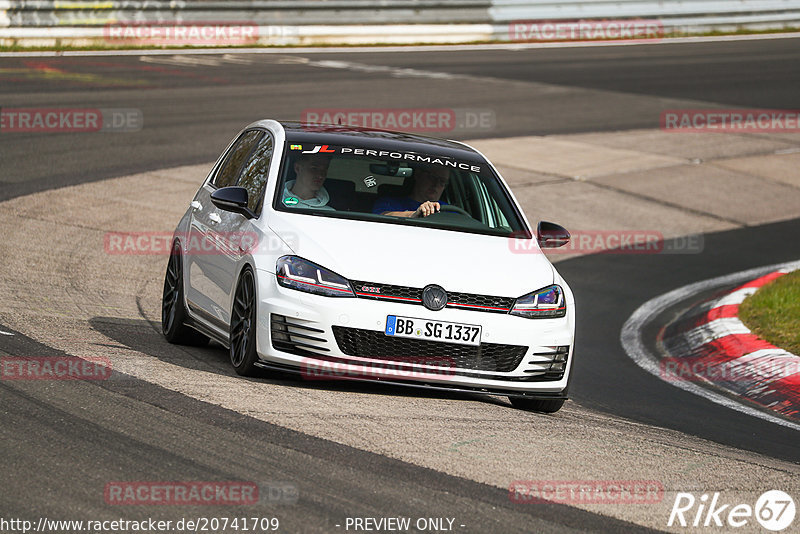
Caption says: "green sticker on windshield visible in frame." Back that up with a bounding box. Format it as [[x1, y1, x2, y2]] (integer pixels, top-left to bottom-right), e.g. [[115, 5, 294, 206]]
[[283, 196, 299, 206]]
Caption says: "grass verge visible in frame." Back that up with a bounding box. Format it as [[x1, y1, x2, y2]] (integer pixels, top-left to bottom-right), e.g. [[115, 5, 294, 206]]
[[739, 269, 800, 354]]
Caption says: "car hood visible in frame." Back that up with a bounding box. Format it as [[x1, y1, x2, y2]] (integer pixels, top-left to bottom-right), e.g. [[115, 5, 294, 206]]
[[268, 213, 554, 298]]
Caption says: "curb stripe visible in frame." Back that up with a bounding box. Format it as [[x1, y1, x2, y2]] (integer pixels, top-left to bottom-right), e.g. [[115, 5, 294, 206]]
[[621, 259, 800, 430], [737, 271, 787, 290], [659, 269, 799, 422], [661, 304, 740, 337], [671, 318, 751, 351], [663, 269, 791, 336], [695, 287, 756, 312]]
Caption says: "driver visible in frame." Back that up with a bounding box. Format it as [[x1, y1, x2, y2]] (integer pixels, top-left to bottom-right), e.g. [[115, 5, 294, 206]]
[[282, 153, 335, 210], [372, 164, 449, 218]]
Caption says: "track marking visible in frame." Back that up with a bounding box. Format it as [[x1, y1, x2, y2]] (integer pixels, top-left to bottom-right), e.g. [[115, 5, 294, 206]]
[[138, 54, 254, 67], [221, 53, 253, 64], [620, 259, 800, 431], [695, 287, 757, 311], [679, 317, 752, 350], [139, 55, 222, 67], [301, 58, 459, 80]]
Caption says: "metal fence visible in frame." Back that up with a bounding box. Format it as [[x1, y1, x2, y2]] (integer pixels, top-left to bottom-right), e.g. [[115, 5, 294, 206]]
[[2, 1, 492, 26], [493, 0, 800, 31]]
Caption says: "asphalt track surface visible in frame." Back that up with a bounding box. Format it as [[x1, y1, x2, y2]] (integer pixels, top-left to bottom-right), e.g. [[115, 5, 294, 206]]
[[1, 38, 799, 531], [2, 37, 800, 200]]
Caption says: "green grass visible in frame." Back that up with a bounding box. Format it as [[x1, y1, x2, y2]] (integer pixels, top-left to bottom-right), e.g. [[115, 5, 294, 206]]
[[739, 270, 800, 355]]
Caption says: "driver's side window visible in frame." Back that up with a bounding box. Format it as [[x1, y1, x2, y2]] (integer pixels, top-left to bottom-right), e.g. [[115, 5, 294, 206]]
[[238, 133, 274, 215], [213, 130, 264, 189]]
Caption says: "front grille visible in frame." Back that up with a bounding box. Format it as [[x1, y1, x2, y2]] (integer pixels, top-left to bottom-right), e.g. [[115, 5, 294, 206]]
[[351, 281, 422, 303], [447, 291, 515, 312], [332, 326, 527, 373], [350, 280, 515, 313]]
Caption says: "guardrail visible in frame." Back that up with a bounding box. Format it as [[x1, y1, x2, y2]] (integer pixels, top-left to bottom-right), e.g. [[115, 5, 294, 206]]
[[493, 0, 800, 33], [1, 0, 799, 47], [1, 1, 492, 26]]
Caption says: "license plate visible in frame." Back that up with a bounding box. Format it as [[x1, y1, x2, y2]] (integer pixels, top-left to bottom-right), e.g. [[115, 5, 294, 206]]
[[385, 315, 481, 346]]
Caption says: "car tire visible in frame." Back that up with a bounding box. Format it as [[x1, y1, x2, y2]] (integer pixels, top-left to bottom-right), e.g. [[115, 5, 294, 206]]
[[230, 267, 260, 376], [509, 396, 565, 413], [162, 244, 209, 346]]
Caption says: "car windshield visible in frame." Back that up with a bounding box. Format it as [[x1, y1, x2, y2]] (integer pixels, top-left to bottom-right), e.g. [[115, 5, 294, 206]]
[[273, 140, 529, 238]]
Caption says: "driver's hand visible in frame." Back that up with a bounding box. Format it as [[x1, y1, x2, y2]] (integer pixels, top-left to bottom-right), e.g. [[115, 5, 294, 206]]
[[412, 201, 440, 218]]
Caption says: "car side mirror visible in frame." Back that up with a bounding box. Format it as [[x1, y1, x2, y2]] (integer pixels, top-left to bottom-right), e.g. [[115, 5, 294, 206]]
[[210, 187, 256, 219], [537, 221, 570, 248]]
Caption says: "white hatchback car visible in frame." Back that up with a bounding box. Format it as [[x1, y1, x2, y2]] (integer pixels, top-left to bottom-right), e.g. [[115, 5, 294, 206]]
[[162, 120, 575, 412]]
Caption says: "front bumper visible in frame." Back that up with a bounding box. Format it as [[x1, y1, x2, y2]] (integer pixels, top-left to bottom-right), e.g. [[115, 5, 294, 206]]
[[255, 270, 575, 395]]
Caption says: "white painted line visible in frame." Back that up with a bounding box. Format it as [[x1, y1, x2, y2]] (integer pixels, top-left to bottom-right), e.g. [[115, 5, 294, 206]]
[[621, 259, 800, 431], [0, 329, 13, 336], [695, 286, 757, 312], [738, 348, 800, 362], [302, 58, 459, 80], [734, 350, 800, 384], [1, 32, 799, 58], [221, 54, 253, 64], [140, 55, 221, 67], [679, 317, 751, 351], [712, 286, 758, 307]]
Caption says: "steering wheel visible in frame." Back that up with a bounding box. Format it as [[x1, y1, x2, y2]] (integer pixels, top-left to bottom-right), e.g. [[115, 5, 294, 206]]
[[437, 204, 471, 217]]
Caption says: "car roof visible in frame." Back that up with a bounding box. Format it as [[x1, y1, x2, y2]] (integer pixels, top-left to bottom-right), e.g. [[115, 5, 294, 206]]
[[277, 121, 486, 164]]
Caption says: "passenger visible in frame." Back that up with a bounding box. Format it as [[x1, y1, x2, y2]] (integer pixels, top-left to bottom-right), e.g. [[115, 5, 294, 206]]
[[282, 153, 335, 210], [372, 164, 449, 218]]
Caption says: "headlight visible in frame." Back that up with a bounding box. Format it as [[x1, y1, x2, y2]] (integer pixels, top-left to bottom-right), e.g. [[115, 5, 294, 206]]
[[510, 285, 566, 319], [276, 256, 354, 298]]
